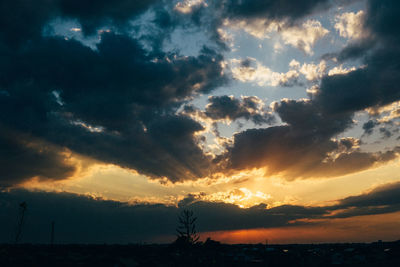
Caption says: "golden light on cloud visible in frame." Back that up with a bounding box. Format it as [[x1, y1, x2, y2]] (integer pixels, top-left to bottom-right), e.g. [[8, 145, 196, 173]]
[[174, 0, 206, 14], [192, 187, 272, 208], [17, 158, 400, 211]]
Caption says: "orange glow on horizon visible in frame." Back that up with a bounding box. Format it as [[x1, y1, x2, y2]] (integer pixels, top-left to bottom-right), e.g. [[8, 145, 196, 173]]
[[200, 212, 400, 244]]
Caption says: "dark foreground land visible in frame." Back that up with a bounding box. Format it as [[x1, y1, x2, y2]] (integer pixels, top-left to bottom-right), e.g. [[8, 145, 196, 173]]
[[1, 240, 400, 266]]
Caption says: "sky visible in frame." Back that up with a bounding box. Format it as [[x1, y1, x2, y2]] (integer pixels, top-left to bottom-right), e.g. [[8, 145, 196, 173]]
[[0, 0, 400, 244]]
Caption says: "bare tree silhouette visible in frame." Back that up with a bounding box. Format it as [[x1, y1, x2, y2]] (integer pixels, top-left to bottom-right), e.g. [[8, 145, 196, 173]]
[[175, 209, 200, 245]]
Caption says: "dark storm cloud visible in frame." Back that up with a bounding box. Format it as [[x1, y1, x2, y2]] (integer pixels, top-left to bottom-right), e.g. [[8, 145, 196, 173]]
[[218, 99, 399, 179], [366, 0, 400, 45], [204, 95, 275, 125], [0, 189, 326, 243], [0, 129, 76, 188], [336, 40, 376, 62], [1, 182, 399, 243], [329, 181, 400, 218], [314, 0, 400, 143], [0, 189, 178, 243], [57, 0, 161, 34], [182, 95, 275, 139], [1, 34, 224, 119], [219, 0, 329, 21], [316, 49, 400, 115], [338, 182, 400, 208], [184, 202, 327, 231], [0, 0, 56, 46], [274, 99, 352, 139], [0, 0, 229, 186], [220, 125, 399, 179], [0, 0, 161, 46], [176, 193, 327, 231], [0, 33, 226, 185], [320, 0, 400, 114]]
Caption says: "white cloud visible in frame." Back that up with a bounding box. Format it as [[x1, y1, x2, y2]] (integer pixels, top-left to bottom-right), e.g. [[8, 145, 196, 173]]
[[174, 0, 207, 14], [366, 101, 400, 124], [231, 58, 300, 87], [223, 18, 279, 39], [280, 20, 329, 55], [306, 84, 320, 95], [298, 60, 327, 81], [231, 58, 333, 86], [217, 28, 235, 48], [289, 59, 301, 69], [224, 19, 328, 55], [334, 10, 366, 40], [328, 65, 357, 76]]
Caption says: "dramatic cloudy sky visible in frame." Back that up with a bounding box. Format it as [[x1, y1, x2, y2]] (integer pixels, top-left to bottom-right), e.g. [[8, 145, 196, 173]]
[[1, 0, 400, 244]]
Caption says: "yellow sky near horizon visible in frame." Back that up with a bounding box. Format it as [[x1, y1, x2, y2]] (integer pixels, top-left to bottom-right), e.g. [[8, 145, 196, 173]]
[[19, 157, 400, 209]]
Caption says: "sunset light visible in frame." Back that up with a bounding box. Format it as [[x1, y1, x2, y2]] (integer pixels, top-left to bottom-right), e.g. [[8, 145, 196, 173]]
[[1, 0, 400, 261]]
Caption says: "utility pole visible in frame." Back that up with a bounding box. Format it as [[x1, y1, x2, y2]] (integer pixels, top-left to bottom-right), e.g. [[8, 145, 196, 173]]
[[15, 201, 27, 244], [50, 221, 55, 245]]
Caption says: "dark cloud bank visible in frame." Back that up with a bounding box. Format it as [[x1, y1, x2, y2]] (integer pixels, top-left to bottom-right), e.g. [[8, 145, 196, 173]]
[[0, 0, 227, 186], [1, 181, 400, 243], [1, 0, 400, 187], [205, 95, 275, 125], [219, 0, 329, 22]]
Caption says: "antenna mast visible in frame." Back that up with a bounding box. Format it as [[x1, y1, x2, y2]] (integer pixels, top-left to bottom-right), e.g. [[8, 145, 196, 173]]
[[50, 221, 55, 245], [15, 201, 27, 244]]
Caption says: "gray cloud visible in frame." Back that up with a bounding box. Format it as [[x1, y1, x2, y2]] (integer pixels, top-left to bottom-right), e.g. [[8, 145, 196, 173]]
[[321, 0, 400, 114], [0, 189, 330, 243], [204, 95, 275, 125], [0, 189, 178, 243], [0, 129, 77, 188], [1, 181, 400, 243], [0, 27, 226, 185], [219, 0, 329, 22], [217, 98, 399, 179], [0, 0, 163, 47], [339, 182, 400, 208], [317, 50, 400, 115], [219, 126, 399, 179], [330, 181, 400, 218], [0, 0, 230, 185]]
